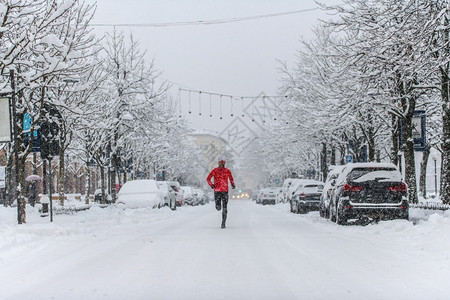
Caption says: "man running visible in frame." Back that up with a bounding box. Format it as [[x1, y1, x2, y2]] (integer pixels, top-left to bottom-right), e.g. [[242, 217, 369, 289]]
[[206, 156, 235, 228]]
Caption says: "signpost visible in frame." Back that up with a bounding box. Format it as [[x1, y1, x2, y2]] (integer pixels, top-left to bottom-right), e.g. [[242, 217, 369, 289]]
[[40, 103, 62, 222]]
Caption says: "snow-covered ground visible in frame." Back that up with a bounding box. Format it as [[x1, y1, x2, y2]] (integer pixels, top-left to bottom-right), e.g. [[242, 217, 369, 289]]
[[1, 200, 450, 300]]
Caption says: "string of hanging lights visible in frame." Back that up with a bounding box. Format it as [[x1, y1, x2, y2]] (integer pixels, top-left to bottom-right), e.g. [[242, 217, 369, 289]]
[[178, 87, 289, 124]]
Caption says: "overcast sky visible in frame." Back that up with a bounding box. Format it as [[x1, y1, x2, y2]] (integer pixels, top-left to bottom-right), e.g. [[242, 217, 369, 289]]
[[87, 0, 339, 133]]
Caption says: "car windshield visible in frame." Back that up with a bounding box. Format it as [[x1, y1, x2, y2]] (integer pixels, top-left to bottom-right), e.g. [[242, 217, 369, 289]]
[[348, 167, 401, 182]]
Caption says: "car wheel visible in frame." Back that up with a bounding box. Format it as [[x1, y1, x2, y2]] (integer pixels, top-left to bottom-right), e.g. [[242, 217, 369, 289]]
[[290, 201, 294, 213], [171, 199, 177, 211], [319, 206, 324, 218], [336, 208, 346, 225], [329, 203, 336, 222]]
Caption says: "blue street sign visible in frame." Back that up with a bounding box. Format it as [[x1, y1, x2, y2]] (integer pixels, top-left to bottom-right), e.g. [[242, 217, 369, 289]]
[[23, 113, 37, 136], [345, 155, 353, 164], [23, 113, 40, 152]]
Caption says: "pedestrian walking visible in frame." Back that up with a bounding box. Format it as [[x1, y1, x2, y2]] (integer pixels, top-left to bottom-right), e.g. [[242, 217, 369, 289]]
[[206, 156, 235, 228]]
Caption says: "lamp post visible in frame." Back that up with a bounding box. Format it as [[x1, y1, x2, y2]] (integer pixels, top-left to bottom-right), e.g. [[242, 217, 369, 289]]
[[431, 153, 438, 197]]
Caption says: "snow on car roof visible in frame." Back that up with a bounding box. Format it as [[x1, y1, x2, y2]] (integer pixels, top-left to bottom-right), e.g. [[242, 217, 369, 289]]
[[336, 162, 401, 184], [119, 180, 159, 194]]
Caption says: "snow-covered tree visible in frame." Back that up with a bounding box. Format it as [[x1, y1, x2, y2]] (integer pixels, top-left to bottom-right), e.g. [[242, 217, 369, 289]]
[[0, 0, 98, 222]]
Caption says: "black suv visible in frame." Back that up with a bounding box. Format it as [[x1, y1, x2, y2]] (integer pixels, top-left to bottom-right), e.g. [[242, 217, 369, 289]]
[[329, 163, 409, 224]]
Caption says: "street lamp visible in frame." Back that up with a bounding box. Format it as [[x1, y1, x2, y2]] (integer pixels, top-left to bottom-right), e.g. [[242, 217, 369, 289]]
[[431, 153, 439, 197]]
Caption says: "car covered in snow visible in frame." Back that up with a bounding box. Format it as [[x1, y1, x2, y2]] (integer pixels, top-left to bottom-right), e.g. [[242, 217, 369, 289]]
[[116, 179, 165, 209], [329, 163, 409, 224], [257, 187, 279, 205], [180, 186, 195, 206], [193, 188, 208, 205], [319, 165, 346, 218], [156, 181, 177, 210], [291, 180, 324, 214], [166, 180, 184, 206], [286, 179, 312, 207]]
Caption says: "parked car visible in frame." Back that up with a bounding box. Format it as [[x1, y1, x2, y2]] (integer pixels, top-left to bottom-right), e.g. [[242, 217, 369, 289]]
[[281, 176, 306, 203], [257, 187, 279, 205], [288, 179, 316, 212], [93, 189, 112, 204], [181, 186, 195, 206], [291, 180, 324, 214], [282, 178, 295, 203], [116, 180, 164, 208], [286, 179, 313, 206], [156, 181, 177, 210], [167, 180, 184, 206], [329, 163, 409, 225], [251, 190, 259, 201], [193, 188, 208, 205], [275, 188, 283, 204], [319, 165, 346, 218]]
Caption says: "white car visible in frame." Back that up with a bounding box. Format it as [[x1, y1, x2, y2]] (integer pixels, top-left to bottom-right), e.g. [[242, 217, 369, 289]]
[[180, 186, 195, 206], [117, 180, 164, 209], [166, 180, 184, 206], [257, 187, 279, 205], [286, 179, 313, 206], [156, 181, 177, 210]]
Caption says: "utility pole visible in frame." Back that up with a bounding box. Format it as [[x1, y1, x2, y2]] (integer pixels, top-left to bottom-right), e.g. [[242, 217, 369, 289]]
[[10, 69, 24, 224]]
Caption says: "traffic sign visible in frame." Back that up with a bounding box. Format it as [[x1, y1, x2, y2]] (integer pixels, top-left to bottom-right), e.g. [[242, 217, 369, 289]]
[[345, 155, 353, 164]]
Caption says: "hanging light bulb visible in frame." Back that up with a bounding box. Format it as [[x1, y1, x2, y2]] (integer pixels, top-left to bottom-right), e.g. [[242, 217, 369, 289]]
[[230, 96, 233, 117], [209, 93, 212, 117], [178, 89, 182, 117], [219, 95, 223, 120], [198, 91, 202, 116], [188, 90, 192, 114]]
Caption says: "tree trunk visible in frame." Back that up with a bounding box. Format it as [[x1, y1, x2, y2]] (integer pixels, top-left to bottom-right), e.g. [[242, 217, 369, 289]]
[[339, 144, 346, 165], [100, 164, 106, 204], [85, 166, 90, 204], [6, 145, 13, 206], [419, 144, 431, 199], [330, 145, 336, 166], [58, 147, 65, 206], [391, 115, 399, 166], [33, 152, 37, 175], [321, 142, 327, 182], [367, 125, 375, 162], [441, 65, 450, 204], [110, 153, 117, 203]]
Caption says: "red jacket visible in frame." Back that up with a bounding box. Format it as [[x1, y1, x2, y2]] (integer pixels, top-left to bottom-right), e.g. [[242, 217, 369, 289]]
[[206, 167, 235, 192]]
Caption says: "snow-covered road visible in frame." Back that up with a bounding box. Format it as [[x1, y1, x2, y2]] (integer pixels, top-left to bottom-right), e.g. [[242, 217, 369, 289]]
[[1, 200, 450, 300]]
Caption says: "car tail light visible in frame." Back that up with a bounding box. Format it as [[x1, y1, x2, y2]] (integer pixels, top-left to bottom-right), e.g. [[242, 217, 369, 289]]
[[389, 182, 407, 192], [343, 183, 363, 192]]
